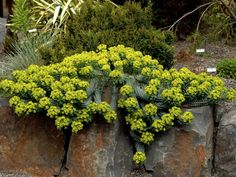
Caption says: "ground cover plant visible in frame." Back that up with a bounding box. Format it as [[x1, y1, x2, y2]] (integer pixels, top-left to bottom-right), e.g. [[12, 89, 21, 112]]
[[217, 58, 236, 80], [0, 45, 235, 164]]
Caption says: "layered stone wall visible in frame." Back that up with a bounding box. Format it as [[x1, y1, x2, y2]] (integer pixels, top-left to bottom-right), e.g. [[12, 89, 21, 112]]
[[0, 97, 235, 177]]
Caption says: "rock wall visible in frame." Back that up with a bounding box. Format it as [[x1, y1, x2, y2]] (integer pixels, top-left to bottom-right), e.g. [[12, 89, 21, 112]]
[[144, 106, 213, 177], [0, 97, 235, 177]]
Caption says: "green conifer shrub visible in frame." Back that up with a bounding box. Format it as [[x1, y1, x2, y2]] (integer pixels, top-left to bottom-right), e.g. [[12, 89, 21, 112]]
[[44, 1, 175, 68]]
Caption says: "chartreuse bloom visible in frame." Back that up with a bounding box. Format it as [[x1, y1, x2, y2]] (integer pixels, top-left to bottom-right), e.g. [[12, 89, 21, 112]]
[[109, 70, 122, 78], [123, 97, 139, 111], [9, 96, 21, 107], [120, 84, 133, 96], [227, 88, 236, 100], [169, 106, 182, 117], [180, 111, 194, 123], [133, 152, 146, 164], [47, 106, 60, 118], [145, 85, 158, 95], [143, 103, 158, 116], [55, 116, 70, 129], [71, 120, 84, 133], [161, 87, 185, 105], [0, 45, 235, 165], [38, 97, 51, 109], [130, 118, 147, 131], [140, 132, 155, 145]]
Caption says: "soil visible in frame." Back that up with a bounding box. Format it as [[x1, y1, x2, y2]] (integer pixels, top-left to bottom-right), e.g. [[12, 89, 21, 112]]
[[174, 40, 236, 73]]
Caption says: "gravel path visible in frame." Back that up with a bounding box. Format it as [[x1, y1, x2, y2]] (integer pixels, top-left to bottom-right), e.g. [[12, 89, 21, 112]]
[[174, 41, 236, 73]]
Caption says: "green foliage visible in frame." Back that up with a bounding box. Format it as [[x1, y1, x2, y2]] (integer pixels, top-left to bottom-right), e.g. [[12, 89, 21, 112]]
[[203, 4, 234, 42], [189, 1, 236, 47], [9, 0, 32, 34], [45, 1, 175, 68], [217, 59, 236, 80], [0, 34, 54, 79], [31, 0, 84, 34], [1, 45, 235, 164]]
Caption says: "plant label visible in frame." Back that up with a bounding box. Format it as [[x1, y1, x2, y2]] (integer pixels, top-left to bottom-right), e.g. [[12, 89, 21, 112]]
[[196, 49, 205, 53], [28, 29, 37, 33], [207, 68, 216, 73]]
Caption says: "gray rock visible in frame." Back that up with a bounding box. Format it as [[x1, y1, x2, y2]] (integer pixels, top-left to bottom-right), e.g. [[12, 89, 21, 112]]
[[0, 104, 65, 177], [215, 110, 236, 177], [66, 87, 133, 177], [66, 119, 133, 177], [0, 18, 6, 44], [144, 106, 214, 177]]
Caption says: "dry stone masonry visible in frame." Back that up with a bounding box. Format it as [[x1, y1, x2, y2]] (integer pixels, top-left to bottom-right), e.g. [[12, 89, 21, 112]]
[[0, 97, 235, 177]]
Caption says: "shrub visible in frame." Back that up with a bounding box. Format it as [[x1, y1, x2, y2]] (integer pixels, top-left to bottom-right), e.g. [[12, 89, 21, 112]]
[[217, 59, 236, 80], [0, 45, 235, 164], [44, 1, 175, 68]]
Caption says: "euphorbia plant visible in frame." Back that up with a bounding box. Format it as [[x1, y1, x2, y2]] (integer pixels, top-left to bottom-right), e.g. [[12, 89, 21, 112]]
[[0, 45, 235, 164]]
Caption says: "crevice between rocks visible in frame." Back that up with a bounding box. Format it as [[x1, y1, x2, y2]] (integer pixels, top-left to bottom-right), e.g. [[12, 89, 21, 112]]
[[211, 105, 219, 176], [55, 128, 72, 177]]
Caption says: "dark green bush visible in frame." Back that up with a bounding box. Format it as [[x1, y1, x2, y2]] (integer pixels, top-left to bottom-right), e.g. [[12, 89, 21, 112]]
[[217, 59, 236, 80], [44, 1, 175, 68]]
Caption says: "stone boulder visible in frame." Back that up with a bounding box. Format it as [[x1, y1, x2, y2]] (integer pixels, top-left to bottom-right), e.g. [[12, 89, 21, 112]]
[[0, 104, 65, 177], [66, 118, 133, 177], [215, 110, 236, 177], [144, 106, 214, 177]]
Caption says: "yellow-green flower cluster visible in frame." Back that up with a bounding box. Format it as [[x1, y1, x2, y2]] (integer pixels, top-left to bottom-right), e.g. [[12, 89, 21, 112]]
[[145, 79, 160, 95], [186, 86, 197, 97], [180, 111, 194, 123], [160, 70, 172, 81], [79, 66, 93, 76], [32, 88, 46, 100], [227, 88, 236, 101], [140, 132, 155, 145], [77, 109, 90, 122], [14, 100, 38, 116], [62, 103, 76, 115], [9, 96, 21, 107], [169, 106, 182, 117], [141, 67, 152, 77], [55, 116, 70, 129], [152, 113, 175, 132], [71, 120, 84, 133], [109, 70, 122, 78], [143, 103, 158, 116], [122, 97, 139, 111], [88, 102, 117, 123], [133, 151, 146, 164], [161, 87, 185, 105], [208, 86, 225, 100], [130, 118, 147, 131], [39, 97, 51, 109], [47, 106, 60, 118], [120, 84, 133, 96]]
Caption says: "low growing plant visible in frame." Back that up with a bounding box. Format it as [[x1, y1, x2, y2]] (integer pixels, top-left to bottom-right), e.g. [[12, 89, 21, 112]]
[[0, 45, 235, 164], [217, 58, 236, 79]]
